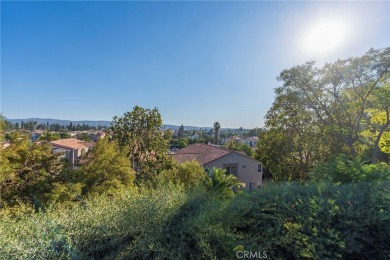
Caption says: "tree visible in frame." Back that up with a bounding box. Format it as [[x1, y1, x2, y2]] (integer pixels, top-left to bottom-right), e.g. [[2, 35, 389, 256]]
[[0, 134, 63, 207], [213, 122, 221, 145], [110, 106, 173, 183], [77, 137, 135, 195], [366, 85, 390, 163], [60, 131, 71, 139], [256, 47, 389, 181], [160, 160, 205, 188], [277, 47, 389, 158], [225, 140, 253, 157], [39, 132, 60, 141], [178, 124, 185, 139], [178, 138, 188, 149], [78, 132, 91, 142], [256, 85, 341, 181]]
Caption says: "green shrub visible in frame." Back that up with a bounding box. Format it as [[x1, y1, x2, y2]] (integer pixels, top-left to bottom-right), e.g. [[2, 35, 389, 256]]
[[222, 181, 390, 259], [159, 160, 205, 188], [1, 181, 389, 259], [310, 155, 390, 184], [0, 185, 186, 259]]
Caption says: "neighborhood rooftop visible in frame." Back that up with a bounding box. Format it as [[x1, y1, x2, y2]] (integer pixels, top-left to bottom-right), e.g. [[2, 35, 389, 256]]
[[50, 138, 93, 150], [173, 143, 237, 165]]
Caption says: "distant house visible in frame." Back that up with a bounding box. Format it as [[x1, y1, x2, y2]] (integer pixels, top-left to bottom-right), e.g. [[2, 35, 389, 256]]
[[172, 143, 263, 190], [190, 133, 199, 140], [87, 130, 106, 141], [50, 138, 95, 166], [30, 130, 45, 141], [242, 137, 258, 147], [221, 136, 240, 145]]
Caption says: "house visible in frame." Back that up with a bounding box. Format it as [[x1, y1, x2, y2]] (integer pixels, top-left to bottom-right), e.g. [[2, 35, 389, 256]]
[[30, 130, 45, 141], [50, 138, 95, 166], [242, 136, 258, 147], [190, 133, 199, 140], [172, 143, 263, 190], [221, 136, 240, 145]]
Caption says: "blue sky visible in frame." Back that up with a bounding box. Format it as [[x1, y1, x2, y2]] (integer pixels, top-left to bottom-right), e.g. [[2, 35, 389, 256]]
[[1, 1, 389, 128]]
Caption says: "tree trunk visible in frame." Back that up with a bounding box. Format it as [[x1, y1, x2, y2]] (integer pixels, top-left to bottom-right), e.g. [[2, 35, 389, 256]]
[[371, 121, 390, 164]]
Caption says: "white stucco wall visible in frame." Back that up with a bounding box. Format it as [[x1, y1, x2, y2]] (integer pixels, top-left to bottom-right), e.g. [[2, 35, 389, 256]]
[[204, 152, 263, 190]]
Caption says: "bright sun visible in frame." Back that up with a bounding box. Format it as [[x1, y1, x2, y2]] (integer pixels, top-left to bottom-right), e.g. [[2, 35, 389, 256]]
[[303, 19, 348, 55]]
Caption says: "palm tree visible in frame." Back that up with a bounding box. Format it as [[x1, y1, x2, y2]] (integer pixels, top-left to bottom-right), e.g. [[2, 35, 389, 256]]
[[203, 167, 245, 197], [213, 121, 221, 145]]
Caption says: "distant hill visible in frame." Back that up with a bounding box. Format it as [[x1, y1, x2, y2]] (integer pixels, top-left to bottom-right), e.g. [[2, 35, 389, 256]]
[[6, 118, 112, 128], [5, 118, 213, 131]]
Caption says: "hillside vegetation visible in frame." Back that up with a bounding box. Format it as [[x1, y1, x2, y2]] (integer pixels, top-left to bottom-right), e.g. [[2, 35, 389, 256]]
[[1, 181, 389, 259]]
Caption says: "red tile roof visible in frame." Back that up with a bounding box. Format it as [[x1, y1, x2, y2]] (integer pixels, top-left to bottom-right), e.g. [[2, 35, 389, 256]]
[[50, 138, 90, 150], [173, 143, 232, 165]]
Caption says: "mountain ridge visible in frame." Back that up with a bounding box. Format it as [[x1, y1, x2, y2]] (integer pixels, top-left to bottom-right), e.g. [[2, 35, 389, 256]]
[[5, 118, 214, 131]]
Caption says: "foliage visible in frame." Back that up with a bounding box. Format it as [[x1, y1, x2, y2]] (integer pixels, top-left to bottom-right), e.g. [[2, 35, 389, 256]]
[[39, 132, 60, 141], [77, 132, 91, 142], [178, 124, 185, 139], [213, 121, 221, 145], [0, 185, 186, 259], [203, 168, 245, 197], [225, 139, 253, 157], [0, 135, 63, 208], [310, 155, 390, 184], [110, 106, 173, 183], [170, 138, 188, 149], [159, 160, 205, 188], [1, 181, 389, 259], [256, 47, 390, 180], [224, 181, 390, 259], [76, 137, 135, 196], [364, 84, 390, 163]]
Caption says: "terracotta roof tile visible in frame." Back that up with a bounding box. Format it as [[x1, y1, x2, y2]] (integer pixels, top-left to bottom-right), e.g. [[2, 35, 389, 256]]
[[173, 143, 232, 165], [50, 138, 90, 150]]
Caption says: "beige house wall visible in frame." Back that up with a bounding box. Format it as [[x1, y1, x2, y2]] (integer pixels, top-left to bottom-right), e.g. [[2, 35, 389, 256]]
[[204, 152, 263, 190]]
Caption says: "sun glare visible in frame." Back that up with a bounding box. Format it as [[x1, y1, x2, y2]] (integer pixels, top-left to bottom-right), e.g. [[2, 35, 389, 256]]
[[303, 19, 348, 55]]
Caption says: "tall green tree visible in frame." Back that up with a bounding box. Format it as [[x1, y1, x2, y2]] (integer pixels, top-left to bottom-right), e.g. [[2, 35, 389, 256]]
[[277, 47, 389, 157], [256, 47, 389, 181], [110, 106, 173, 183], [213, 121, 221, 145], [178, 124, 185, 139]]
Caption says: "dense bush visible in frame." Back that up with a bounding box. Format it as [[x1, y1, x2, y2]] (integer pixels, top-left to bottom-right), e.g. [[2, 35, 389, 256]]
[[1, 181, 389, 259], [224, 181, 390, 259], [310, 155, 390, 184], [159, 160, 205, 188], [0, 185, 186, 259]]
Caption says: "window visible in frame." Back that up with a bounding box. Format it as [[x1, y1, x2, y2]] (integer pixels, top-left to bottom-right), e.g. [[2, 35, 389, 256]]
[[205, 168, 210, 174], [243, 165, 246, 168], [225, 164, 238, 176], [249, 182, 253, 190], [258, 164, 263, 173]]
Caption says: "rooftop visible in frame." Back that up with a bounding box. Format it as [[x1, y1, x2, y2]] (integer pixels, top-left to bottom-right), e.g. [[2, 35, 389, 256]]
[[173, 143, 233, 165], [50, 138, 91, 150]]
